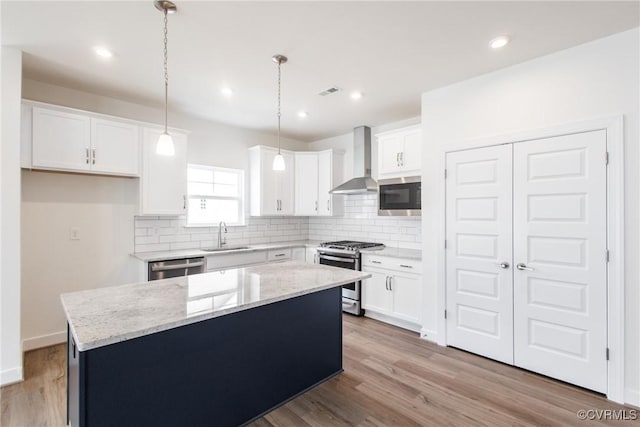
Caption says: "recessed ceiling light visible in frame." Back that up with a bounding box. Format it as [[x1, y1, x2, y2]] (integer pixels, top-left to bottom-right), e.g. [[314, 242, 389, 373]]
[[297, 111, 308, 118], [93, 47, 113, 59], [489, 36, 510, 49], [350, 92, 363, 100], [220, 87, 234, 97]]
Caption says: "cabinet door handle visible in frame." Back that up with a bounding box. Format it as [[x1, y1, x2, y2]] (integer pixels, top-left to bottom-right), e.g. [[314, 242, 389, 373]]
[[396, 152, 400, 167], [400, 152, 404, 166], [315, 200, 318, 211], [327, 199, 330, 212], [385, 276, 390, 290], [85, 148, 90, 164], [92, 148, 96, 165], [389, 276, 393, 291], [183, 195, 186, 210]]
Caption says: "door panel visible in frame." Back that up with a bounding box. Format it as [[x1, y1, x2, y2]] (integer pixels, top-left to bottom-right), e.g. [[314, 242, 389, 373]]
[[446, 145, 513, 364], [260, 150, 279, 215], [401, 131, 421, 172], [91, 119, 139, 175], [277, 151, 295, 215], [317, 151, 333, 215], [294, 152, 319, 215], [379, 136, 403, 175], [362, 269, 392, 314], [513, 130, 607, 393], [32, 107, 91, 171]]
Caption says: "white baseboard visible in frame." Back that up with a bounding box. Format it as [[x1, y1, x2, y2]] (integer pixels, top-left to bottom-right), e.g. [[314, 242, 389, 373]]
[[420, 327, 440, 344], [364, 311, 421, 333], [0, 367, 23, 386], [22, 331, 67, 352], [625, 388, 640, 407]]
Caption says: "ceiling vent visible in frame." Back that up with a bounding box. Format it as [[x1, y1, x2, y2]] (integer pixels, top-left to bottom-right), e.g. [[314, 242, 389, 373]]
[[318, 86, 342, 96]]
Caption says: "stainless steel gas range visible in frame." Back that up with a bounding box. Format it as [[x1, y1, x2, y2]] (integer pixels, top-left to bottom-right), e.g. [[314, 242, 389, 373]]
[[317, 240, 385, 315]]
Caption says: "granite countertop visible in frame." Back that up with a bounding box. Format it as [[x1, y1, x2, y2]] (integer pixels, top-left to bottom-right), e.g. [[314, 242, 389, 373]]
[[132, 240, 324, 262], [61, 261, 369, 351], [360, 246, 422, 261]]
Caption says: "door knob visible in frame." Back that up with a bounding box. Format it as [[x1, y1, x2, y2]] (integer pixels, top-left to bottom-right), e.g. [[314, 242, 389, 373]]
[[499, 262, 510, 269], [516, 263, 534, 271]]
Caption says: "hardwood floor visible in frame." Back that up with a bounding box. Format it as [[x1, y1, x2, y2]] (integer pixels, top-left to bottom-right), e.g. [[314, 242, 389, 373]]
[[1, 316, 637, 426]]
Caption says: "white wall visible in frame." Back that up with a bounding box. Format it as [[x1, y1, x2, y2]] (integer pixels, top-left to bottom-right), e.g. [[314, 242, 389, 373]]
[[19, 78, 306, 351], [421, 28, 639, 404], [0, 47, 23, 385]]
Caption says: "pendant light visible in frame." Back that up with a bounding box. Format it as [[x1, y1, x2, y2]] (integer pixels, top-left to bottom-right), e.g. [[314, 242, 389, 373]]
[[155, 1, 177, 156], [272, 54, 287, 171]]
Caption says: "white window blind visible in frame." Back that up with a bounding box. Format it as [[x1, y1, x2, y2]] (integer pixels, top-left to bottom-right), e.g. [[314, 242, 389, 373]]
[[187, 164, 245, 226]]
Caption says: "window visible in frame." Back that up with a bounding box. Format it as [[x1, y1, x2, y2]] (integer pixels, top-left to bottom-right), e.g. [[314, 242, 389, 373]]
[[187, 164, 245, 226]]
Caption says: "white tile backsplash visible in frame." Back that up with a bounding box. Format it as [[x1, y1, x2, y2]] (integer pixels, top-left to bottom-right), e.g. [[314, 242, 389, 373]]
[[134, 216, 309, 253], [134, 194, 420, 252], [308, 194, 421, 249]]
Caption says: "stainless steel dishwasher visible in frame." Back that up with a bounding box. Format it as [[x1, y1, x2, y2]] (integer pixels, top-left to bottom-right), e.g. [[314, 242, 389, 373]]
[[148, 257, 205, 281]]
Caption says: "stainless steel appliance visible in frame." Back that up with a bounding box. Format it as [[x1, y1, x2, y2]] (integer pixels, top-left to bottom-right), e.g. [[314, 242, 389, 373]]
[[318, 240, 384, 315], [329, 126, 378, 194], [378, 176, 421, 216], [148, 257, 205, 281]]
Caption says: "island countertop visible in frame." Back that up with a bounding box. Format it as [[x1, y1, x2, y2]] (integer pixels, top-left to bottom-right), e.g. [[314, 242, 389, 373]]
[[61, 261, 369, 351]]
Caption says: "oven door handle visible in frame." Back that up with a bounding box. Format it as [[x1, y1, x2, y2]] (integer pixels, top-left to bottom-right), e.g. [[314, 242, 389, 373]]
[[319, 255, 356, 263], [342, 300, 357, 307]]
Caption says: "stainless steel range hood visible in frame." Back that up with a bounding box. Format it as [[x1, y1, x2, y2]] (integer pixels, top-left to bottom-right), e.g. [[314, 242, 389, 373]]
[[330, 126, 377, 194]]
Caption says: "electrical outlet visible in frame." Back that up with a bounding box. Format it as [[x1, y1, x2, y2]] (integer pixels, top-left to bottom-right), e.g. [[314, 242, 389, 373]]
[[70, 227, 80, 240]]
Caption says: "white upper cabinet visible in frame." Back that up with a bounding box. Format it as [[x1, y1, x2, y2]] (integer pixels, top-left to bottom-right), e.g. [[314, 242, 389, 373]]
[[26, 103, 140, 176], [249, 146, 295, 216], [91, 118, 139, 175], [294, 149, 343, 217], [140, 127, 188, 216], [376, 124, 422, 179], [294, 152, 319, 215], [32, 107, 91, 172]]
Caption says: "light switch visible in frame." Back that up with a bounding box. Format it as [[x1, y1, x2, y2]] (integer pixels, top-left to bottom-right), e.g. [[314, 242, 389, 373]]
[[70, 227, 80, 240]]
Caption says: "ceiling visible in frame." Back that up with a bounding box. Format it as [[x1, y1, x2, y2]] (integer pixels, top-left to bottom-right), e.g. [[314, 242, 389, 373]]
[[2, 1, 638, 142]]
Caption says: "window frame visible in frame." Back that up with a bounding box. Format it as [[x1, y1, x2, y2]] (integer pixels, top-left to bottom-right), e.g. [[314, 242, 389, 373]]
[[186, 164, 245, 227]]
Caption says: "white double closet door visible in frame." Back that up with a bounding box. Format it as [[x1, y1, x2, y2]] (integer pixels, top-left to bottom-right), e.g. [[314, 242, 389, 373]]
[[445, 130, 607, 393]]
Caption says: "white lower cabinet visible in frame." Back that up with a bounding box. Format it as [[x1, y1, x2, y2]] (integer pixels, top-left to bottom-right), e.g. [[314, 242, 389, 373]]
[[362, 254, 421, 331], [305, 247, 319, 264], [292, 247, 306, 262]]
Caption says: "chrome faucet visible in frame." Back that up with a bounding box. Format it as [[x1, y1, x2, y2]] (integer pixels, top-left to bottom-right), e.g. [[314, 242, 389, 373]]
[[218, 221, 227, 248]]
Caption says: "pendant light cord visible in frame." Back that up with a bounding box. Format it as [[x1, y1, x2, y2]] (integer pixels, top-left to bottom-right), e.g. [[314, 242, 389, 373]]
[[163, 8, 169, 134], [277, 59, 281, 155]]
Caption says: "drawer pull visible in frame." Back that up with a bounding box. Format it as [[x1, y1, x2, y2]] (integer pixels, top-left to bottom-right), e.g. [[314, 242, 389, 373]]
[[274, 253, 286, 257], [371, 260, 382, 264], [399, 264, 413, 269]]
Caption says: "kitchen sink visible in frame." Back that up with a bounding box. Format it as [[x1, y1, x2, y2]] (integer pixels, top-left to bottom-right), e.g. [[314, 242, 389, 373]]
[[201, 246, 250, 252]]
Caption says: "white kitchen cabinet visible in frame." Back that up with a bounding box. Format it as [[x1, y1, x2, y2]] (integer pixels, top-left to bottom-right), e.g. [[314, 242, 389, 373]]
[[140, 127, 188, 216], [91, 118, 139, 175], [305, 247, 319, 264], [362, 254, 421, 331], [26, 103, 140, 176], [292, 247, 306, 262], [249, 146, 295, 216], [376, 125, 422, 179], [294, 149, 343, 216]]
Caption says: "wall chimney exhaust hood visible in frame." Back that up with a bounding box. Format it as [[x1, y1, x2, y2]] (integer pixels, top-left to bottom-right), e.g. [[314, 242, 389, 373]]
[[330, 126, 377, 194]]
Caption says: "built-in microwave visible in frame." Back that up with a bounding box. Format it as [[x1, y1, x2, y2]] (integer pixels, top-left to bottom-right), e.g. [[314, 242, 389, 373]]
[[378, 176, 421, 216]]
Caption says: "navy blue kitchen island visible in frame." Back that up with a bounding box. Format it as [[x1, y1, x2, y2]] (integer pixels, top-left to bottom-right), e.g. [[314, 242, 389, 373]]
[[61, 261, 370, 427]]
